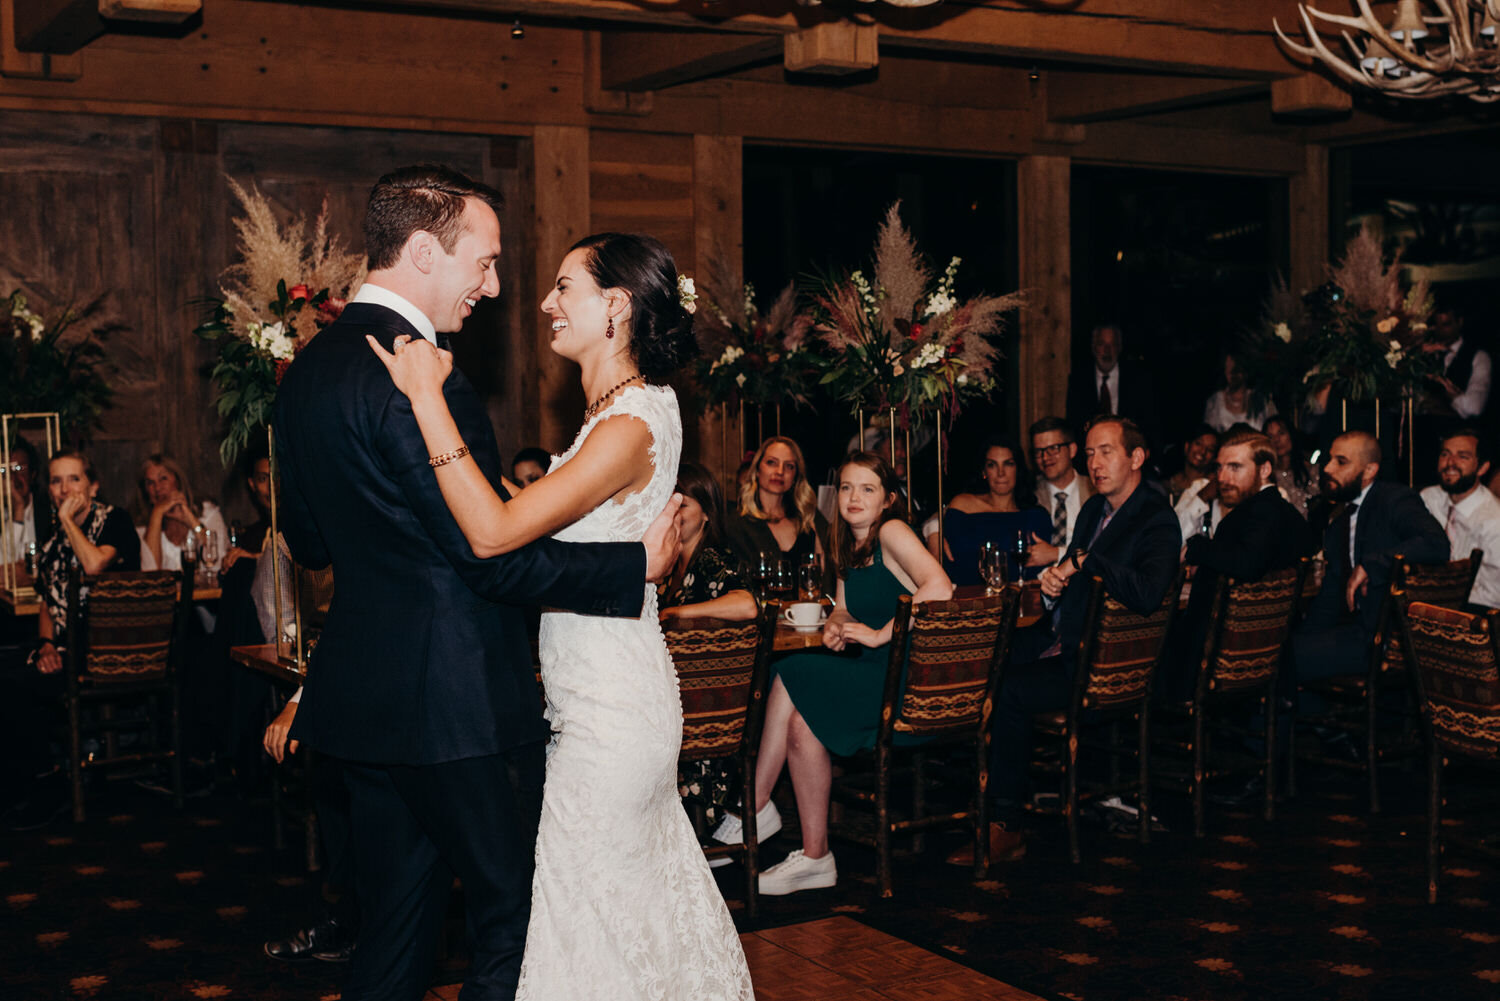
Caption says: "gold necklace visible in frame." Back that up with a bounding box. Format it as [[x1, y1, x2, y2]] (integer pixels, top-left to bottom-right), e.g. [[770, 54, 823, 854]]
[[584, 374, 644, 421]]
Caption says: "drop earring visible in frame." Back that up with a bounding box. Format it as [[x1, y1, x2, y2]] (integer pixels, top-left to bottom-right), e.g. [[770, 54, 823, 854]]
[[606, 316, 615, 339]]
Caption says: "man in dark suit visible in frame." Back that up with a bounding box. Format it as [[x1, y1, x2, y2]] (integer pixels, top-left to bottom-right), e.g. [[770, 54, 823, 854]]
[[949, 416, 1180, 864], [1291, 430, 1448, 685], [1066, 324, 1160, 451], [274, 165, 678, 1001], [1164, 428, 1316, 701]]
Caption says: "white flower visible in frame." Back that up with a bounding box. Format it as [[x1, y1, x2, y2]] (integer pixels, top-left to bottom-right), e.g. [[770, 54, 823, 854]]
[[709, 344, 744, 374], [1274, 322, 1292, 343], [956, 373, 969, 386], [742, 283, 756, 321], [735, 372, 747, 388], [911, 341, 946, 370], [247, 320, 296, 361], [926, 291, 957, 318], [1385, 340, 1404, 369], [677, 274, 697, 314], [26, 315, 44, 341]]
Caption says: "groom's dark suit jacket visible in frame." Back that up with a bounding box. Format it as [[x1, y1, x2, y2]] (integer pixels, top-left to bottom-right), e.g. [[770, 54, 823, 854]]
[[275, 302, 645, 766]]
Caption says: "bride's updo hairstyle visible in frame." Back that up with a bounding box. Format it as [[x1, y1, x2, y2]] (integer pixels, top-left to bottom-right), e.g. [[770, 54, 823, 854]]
[[570, 232, 698, 380]]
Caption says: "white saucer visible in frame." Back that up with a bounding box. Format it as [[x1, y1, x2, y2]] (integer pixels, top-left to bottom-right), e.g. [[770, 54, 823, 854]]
[[787, 618, 827, 633]]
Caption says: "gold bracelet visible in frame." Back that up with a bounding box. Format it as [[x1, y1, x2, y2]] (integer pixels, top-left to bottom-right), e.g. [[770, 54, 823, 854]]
[[428, 445, 470, 468]]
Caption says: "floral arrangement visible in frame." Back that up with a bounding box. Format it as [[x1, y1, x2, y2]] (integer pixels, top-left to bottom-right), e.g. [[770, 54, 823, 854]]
[[693, 262, 817, 410], [1, 289, 118, 443], [812, 202, 1023, 417], [195, 179, 365, 466], [1235, 275, 1314, 415], [1300, 223, 1437, 404]]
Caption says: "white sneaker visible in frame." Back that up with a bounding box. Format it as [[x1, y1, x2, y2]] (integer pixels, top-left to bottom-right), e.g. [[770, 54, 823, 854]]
[[758, 849, 836, 895], [711, 800, 782, 845]]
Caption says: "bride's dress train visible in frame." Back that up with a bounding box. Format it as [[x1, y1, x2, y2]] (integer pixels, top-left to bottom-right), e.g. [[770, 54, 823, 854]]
[[516, 384, 755, 1001]]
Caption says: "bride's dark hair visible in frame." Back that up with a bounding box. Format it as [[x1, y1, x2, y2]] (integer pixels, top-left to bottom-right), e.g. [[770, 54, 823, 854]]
[[570, 232, 698, 380]]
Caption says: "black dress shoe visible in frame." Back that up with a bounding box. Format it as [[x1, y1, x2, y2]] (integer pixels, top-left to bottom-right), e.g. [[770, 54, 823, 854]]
[[264, 918, 348, 961], [313, 942, 355, 963]]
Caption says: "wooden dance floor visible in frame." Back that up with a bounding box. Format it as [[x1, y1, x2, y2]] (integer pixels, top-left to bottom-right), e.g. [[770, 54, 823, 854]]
[[426, 916, 1041, 1000]]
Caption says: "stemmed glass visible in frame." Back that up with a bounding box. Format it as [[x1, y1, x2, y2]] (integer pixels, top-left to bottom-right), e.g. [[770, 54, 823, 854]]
[[977, 540, 1007, 594], [798, 552, 822, 602], [1013, 530, 1031, 580], [770, 557, 794, 601], [754, 551, 776, 602], [197, 527, 221, 584]]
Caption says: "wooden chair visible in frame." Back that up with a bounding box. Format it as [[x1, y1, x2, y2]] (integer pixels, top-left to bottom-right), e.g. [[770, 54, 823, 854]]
[[1157, 562, 1308, 837], [1290, 551, 1480, 813], [63, 561, 195, 822], [664, 605, 776, 919], [1031, 570, 1182, 864], [830, 587, 1021, 898], [1395, 601, 1500, 903]]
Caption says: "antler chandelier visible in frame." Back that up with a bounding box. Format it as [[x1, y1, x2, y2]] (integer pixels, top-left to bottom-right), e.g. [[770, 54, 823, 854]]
[[1275, 0, 1500, 103]]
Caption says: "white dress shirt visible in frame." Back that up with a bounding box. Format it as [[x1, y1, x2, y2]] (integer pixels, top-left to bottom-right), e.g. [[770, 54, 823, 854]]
[[1441, 338, 1491, 420], [1174, 479, 1225, 542], [352, 283, 438, 346], [1349, 481, 1373, 563], [4, 498, 35, 562], [1421, 483, 1500, 608]]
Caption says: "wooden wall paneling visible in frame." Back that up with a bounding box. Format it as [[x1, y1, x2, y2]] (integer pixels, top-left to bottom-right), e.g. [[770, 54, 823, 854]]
[[486, 137, 538, 470], [1074, 121, 1305, 176], [691, 133, 741, 483], [1016, 154, 1071, 438], [1289, 141, 1329, 299], [532, 124, 589, 451], [589, 129, 694, 263], [0, 111, 160, 506]]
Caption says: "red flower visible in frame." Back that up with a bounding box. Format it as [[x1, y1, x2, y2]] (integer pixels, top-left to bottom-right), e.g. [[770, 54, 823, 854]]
[[316, 297, 347, 327], [288, 283, 310, 302], [274, 359, 292, 385], [912, 323, 924, 338]]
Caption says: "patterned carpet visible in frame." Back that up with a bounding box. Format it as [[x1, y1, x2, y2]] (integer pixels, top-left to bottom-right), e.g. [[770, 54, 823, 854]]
[[2, 762, 1496, 1001]]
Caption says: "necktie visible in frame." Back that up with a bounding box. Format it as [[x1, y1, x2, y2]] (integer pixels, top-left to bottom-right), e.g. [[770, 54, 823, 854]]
[[1098, 374, 1112, 414], [1052, 491, 1068, 547], [437, 334, 452, 351], [1333, 501, 1359, 577]]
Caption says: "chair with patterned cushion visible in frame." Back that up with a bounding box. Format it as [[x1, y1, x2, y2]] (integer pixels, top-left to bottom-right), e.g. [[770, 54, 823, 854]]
[[1031, 570, 1183, 864], [63, 561, 195, 821], [829, 587, 1020, 897], [1291, 550, 1481, 813], [665, 604, 776, 918], [1396, 601, 1500, 903], [1157, 562, 1308, 837]]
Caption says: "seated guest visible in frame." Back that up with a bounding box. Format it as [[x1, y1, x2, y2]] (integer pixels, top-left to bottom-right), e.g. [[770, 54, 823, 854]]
[[1023, 416, 1093, 570], [1066, 324, 1159, 449], [1264, 415, 1318, 517], [4, 436, 41, 562], [1, 450, 140, 829], [950, 416, 1180, 865], [718, 452, 952, 895], [1291, 431, 1448, 685], [658, 462, 757, 622], [1175, 475, 1224, 543], [1425, 309, 1489, 422], [511, 446, 550, 489], [137, 453, 230, 572], [1420, 427, 1500, 610], [1203, 350, 1277, 432], [928, 435, 1050, 585], [724, 435, 830, 586], [1167, 425, 1220, 506], [1164, 429, 1316, 700]]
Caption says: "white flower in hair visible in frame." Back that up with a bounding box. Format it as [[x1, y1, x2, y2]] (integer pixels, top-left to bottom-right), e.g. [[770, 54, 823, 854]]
[[677, 275, 697, 314]]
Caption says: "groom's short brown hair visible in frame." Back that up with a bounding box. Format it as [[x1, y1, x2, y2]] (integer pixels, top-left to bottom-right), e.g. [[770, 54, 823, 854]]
[[364, 164, 504, 271]]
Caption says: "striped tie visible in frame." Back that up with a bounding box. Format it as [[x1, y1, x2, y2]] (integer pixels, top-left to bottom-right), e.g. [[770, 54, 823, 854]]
[[1052, 491, 1068, 547]]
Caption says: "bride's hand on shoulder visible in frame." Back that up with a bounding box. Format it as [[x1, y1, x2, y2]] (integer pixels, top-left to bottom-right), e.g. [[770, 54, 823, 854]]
[[366, 334, 452, 401]]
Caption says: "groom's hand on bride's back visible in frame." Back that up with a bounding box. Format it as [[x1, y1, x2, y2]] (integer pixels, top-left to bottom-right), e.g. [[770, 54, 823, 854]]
[[643, 493, 683, 582]]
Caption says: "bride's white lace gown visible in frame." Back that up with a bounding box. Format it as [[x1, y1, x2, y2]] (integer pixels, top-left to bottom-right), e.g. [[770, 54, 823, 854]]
[[518, 384, 755, 1001]]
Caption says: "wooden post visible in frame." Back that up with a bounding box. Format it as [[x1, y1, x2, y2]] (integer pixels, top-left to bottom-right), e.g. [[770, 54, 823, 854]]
[[533, 125, 590, 451], [1290, 143, 1330, 298], [1017, 155, 1072, 437], [693, 133, 743, 492]]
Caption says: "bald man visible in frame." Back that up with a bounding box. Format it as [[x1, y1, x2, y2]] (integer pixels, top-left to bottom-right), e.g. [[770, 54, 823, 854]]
[[1291, 431, 1447, 683]]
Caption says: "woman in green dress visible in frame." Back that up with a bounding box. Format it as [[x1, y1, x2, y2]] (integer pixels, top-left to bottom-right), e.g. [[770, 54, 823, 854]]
[[738, 451, 952, 896]]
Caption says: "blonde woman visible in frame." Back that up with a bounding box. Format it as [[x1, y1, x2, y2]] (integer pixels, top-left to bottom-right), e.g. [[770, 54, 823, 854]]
[[136, 453, 228, 572], [723, 435, 829, 587]]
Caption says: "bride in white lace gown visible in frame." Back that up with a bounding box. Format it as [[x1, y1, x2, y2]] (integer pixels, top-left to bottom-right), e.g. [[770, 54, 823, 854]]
[[372, 232, 753, 1001]]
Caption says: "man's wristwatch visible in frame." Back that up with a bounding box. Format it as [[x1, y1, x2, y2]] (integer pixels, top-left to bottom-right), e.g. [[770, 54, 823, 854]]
[[1069, 550, 1086, 571]]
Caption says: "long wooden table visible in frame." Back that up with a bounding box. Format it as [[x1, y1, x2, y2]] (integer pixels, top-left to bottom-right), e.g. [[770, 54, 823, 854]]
[[771, 583, 1046, 653]]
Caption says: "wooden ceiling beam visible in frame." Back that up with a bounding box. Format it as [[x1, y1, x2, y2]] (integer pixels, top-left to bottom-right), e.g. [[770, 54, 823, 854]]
[[261, 0, 1307, 79], [1049, 72, 1266, 124], [11, 0, 104, 53], [598, 28, 779, 92]]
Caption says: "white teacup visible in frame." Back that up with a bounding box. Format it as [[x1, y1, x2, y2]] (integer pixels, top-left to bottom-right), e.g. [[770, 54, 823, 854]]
[[782, 601, 823, 627]]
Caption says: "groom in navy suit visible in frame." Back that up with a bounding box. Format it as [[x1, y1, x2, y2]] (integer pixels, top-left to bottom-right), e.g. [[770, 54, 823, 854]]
[[274, 165, 678, 1001]]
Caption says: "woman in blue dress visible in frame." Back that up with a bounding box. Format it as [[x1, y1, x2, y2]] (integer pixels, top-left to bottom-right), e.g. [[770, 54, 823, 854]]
[[928, 435, 1051, 586], [723, 451, 952, 896]]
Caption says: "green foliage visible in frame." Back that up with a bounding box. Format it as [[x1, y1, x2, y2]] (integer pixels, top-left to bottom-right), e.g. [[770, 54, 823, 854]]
[[1, 291, 118, 445]]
